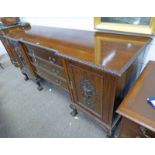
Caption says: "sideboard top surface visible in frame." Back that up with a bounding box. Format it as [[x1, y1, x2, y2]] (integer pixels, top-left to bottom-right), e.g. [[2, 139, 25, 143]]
[[4, 25, 151, 75], [117, 61, 155, 132]]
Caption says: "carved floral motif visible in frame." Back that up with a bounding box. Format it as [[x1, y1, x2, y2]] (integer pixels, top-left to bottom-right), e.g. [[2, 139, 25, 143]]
[[80, 78, 96, 109]]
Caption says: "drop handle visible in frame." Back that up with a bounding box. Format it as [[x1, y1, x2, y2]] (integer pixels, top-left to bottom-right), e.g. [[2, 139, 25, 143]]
[[29, 49, 34, 53], [49, 56, 57, 64], [52, 68, 56, 73], [38, 71, 43, 76], [52, 68, 59, 75], [55, 79, 62, 86], [56, 70, 60, 75]]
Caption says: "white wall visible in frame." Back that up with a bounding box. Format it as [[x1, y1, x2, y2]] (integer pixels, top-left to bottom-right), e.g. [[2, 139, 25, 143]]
[[0, 41, 7, 55], [144, 38, 155, 65], [20, 17, 94, 31]]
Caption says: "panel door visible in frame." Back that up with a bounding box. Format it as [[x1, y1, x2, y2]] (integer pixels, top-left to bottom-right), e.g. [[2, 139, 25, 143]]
[[68, 62, 104, 119]]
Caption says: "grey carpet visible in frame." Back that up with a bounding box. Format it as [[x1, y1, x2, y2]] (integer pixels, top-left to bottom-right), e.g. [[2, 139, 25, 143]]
[[0, 54, 121, 138]]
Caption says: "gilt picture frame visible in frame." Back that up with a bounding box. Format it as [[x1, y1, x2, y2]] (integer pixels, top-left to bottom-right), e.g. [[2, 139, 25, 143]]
[[94, 17, 155, 35]]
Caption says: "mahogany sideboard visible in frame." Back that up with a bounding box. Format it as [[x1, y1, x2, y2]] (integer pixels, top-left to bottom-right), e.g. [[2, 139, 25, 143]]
[[0, 24, 152, 136], [117, 61, 155, 138]]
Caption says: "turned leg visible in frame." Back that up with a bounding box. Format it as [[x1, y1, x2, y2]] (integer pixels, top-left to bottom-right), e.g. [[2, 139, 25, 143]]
[[36, 79, 43, 91], [106, 130, 114, 138]]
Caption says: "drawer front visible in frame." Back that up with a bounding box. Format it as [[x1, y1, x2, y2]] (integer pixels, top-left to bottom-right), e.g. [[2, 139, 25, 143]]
[[36, 57, 65, 78], [25, 44, 35, 54], [120, 118, 155, 138], [36, 66, 68, 91], [25, 44, 63, 66]]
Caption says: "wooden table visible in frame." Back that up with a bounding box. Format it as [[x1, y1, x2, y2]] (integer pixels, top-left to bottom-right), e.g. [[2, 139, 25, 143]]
[[117, 61, 155, 138]]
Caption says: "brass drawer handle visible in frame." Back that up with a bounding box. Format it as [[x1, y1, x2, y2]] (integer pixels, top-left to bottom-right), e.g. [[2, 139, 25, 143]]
[[55, 79, 62, 86], [51, 68, 60, 75], [51, 68, 56, 73], [140, 126, 151, 138], [29, 49, 34, 53], [13, 61, 20, 65], [32, 53, 37, 62], [56, 70, 60, 75], [49, 56, 57, 64]]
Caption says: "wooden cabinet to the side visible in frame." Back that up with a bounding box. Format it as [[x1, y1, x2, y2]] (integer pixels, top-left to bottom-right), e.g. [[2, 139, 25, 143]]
[[120, 118, 155, 138]]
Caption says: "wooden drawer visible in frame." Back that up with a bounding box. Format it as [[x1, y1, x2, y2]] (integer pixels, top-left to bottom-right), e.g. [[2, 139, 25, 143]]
[[36, 57, 65, 78], [25, 44, 35, 54], [25, 44, 63, 66], [120, 118, 155, 138], [36, 66, 68, 91]]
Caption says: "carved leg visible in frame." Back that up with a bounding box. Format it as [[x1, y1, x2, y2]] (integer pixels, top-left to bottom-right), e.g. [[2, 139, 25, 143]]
[[23, 73, 29, 81], [36, 79, 43, 91]]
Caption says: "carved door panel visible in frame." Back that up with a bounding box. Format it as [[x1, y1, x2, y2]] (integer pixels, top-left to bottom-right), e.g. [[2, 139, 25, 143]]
[[68, 63, 103, 119], [7, 39, 23, 68], [8, 40, 37, 78]]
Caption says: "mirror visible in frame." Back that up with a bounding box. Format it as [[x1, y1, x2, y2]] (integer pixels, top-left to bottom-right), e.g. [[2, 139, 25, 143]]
[[101, 17, 151, 25]]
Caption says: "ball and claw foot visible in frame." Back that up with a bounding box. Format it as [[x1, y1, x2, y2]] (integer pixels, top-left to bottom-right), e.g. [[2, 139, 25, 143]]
[[106, 131, 114, 138], [36, 79, 43, 91], [69, 104, 74, 109], [37, 85, 43, 91], [24, 74, 29, 81], [70, 109, 78, 117]]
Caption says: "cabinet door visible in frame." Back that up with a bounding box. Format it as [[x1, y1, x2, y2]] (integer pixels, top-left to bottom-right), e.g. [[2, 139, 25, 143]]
[[68, 62, 103, 119]]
